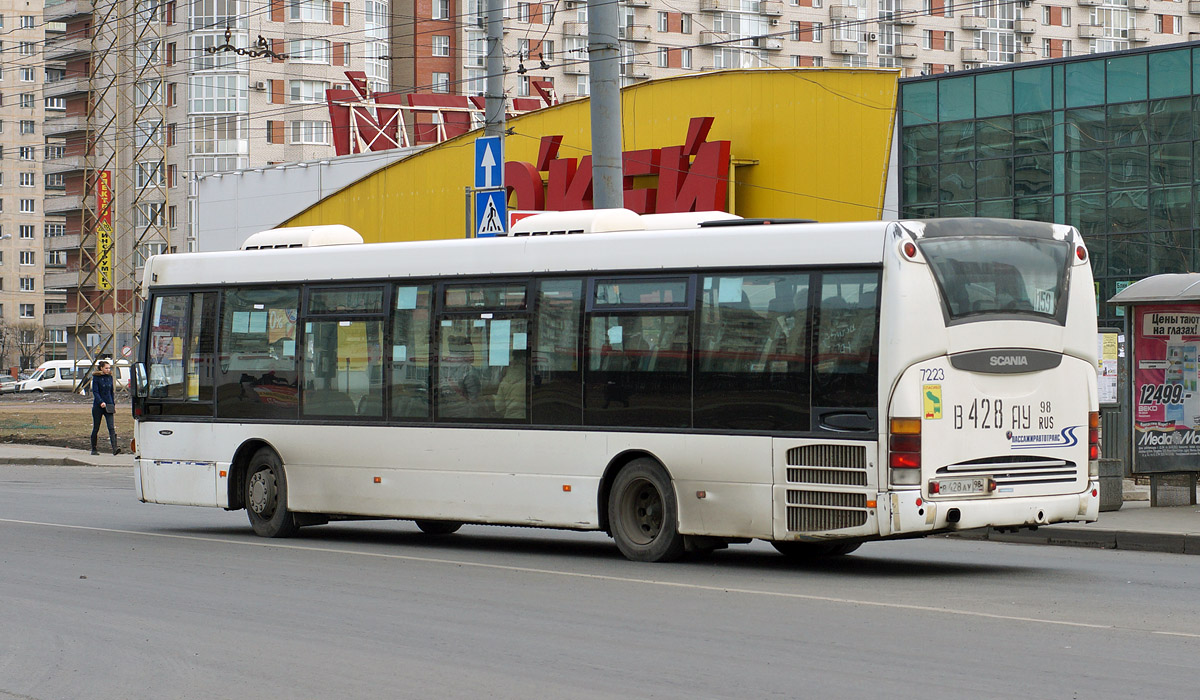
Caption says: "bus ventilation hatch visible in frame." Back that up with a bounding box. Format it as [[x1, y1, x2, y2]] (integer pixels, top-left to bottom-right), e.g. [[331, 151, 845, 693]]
[[785, 444, 870, 532]]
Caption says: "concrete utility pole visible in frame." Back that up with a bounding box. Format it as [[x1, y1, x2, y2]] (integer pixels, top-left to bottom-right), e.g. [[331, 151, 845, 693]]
[[587, 0, 624, 208], [484, 0, 506, 137]]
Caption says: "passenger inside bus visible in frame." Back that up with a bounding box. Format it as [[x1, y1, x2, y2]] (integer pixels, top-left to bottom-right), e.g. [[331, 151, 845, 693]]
[[438, 334, 482, 418], [493, 350, 527, 419]]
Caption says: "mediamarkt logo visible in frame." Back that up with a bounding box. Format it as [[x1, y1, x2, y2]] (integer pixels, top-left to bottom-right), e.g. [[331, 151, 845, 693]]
[[990, 355, 1030, 367], [1138, 429, 1200, 446]]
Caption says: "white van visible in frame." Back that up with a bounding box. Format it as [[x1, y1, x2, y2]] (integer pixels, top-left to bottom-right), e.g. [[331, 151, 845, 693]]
[[18, 360, 130, 393]]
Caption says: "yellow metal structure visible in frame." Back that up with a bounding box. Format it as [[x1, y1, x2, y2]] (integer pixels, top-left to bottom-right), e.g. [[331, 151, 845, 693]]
[[285, 68, 901, 243]]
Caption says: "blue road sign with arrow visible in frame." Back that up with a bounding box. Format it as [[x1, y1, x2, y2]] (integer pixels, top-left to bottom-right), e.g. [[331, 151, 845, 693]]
[[474, 136, 503, 189]]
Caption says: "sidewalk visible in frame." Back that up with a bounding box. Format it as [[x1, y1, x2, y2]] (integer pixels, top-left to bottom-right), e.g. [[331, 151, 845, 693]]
[[1, 444, 1197, 555]]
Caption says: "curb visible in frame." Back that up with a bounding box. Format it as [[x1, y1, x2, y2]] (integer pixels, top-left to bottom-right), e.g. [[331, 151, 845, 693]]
[[957, 526, 1199, 556], [0, 457, 94, 466]]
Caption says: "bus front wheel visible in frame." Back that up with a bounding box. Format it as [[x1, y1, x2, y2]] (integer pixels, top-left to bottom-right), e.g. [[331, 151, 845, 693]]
[[771, 541, 861, 559], [415, 520, 463, 535], [245, 447, 299, 538], [608, 458, 685, 562]]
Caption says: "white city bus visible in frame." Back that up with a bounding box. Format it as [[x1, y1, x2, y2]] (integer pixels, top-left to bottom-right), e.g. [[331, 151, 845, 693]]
[[130, 213, 1100, 562]]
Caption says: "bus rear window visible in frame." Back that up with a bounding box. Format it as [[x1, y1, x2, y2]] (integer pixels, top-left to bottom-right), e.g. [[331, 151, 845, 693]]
[[919, 237, 1071, 322]]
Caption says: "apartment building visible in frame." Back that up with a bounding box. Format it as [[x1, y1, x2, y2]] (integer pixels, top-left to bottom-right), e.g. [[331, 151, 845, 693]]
[[0, 2, 55, 370], [392, 0, 1200, 99], [41, 0, 389, 360]]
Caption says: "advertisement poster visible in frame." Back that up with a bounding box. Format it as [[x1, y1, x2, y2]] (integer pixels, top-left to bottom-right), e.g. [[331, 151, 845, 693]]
[[1097, 332, 1119, 405], [1133, 305, 1200, 472]]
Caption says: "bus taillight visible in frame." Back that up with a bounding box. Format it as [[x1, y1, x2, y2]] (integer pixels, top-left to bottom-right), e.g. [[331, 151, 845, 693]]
[[889, 417, 921, 485], [1088, 411, 1101, 470]]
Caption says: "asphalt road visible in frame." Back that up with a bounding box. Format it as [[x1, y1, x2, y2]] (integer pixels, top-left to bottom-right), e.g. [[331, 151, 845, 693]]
[[1, 465, 1197, 700]]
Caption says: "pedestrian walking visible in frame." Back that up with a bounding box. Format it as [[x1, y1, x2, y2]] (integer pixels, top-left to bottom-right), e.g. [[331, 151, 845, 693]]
[[90, 360, 119, 456]]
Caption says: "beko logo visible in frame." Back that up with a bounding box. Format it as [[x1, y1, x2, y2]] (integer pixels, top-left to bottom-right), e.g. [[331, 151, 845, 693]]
[[989, 355, 1029, 367]]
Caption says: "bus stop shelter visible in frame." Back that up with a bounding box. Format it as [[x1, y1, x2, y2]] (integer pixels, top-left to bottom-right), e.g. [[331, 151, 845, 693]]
[[1109, 273, 1200, 506]]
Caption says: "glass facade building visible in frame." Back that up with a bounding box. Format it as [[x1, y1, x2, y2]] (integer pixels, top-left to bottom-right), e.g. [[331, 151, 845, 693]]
[[898, 42, 1200, 328]]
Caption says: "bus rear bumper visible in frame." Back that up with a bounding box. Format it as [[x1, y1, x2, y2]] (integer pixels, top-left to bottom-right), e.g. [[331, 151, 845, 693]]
[[889, 480, 1101, 535]]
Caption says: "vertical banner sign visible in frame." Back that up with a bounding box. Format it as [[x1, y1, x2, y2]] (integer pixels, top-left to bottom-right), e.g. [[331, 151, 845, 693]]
[[1132, 305, 1200, 472], [96, 170, 113, 290]]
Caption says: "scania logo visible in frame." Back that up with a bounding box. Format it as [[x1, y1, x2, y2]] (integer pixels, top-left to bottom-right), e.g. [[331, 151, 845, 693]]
[[989, 355, 1029, 367]]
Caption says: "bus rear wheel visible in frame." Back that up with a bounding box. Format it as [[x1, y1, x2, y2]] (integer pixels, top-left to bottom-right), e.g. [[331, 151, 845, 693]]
[[415, 520, 463, 535], [771, 541, 861, 559], [608, 458, 685, 562], [245, 447, 299, 538]]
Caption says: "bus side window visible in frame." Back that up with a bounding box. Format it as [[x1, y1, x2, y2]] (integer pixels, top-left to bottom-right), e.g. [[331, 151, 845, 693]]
[[695, 273, 811, 432], [812, 273, 880, 411], [147, 294, 190, 400], [532, 279, 583, 425], [390, 284, 432, 421], [215, 286, 300, 420]]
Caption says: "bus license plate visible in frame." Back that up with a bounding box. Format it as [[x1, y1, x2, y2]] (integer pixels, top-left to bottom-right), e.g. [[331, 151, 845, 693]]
[[934, 477, 988, 495]]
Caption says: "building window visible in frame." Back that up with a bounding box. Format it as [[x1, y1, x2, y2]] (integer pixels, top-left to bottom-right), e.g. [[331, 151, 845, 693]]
[[19, 93, 33, 108], [658, 47, 670, 67], [518, 2, 530, 21], [45, 145, 64, 160], [812, 22, 822, 41], [681, 13, 691, 33], [189, 74, 250, 112], [289, 0, 331, 22], [45, 223, 65, 237], [658, 11, 669, 31], [432, 35, 450, 56], [18, 42, 34, 55], [288, 39, 331, 63], [135, 80, 162, 106], [289, 120, 329, 144], [18, 172, 33, 187], [18, 225, 32, 239], [19, 199, 33, 214], [136, 161, 164, 188], [47, 251, 66, 266], [46, 97, 66, 111], [47, 329, 67, 344], [19, 68, 33, 82], [135, 203, 164, 228], [134, 242, 168, 267], [19, 278, 34, 292], [432, 0, 449, 19], [681, 48, 692, 69], [19, 120, 34, 134], [289, 79, 330, 103], [46, 173, 64, 189], [19, 304, 33, 319], [19, 251, 34, 266], [19, 15, 33, 28], [432, 72, 450, 93]]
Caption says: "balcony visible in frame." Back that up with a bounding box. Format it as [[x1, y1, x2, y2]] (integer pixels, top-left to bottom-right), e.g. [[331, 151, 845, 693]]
[[620, 63, 651, 80], [563, 60, 588, 75], [760, 0, 784, 15], [1129, 0, 1148, 10], [1014, 17, 1037, 33], [760, 38, 783, 50], [1128, 27, 1148, 41], [562, 21, 587, 37], [699, 0, 735, 11], [44, 75, 90, 99], [45, 34, 91, 61], [961, 47, 988, 63], [45, 270, 82, 289], [45, 0, 94, 22], [622, 0, 651, 6], [44, 194, 84, 214], [44, 155, 90, 175], [830, 39, 859, 55], [619, 24, 652, 42], [1078, 24, 1104, 38], [960, 15, 986, 30], [46, 234, 82, 251], [44, 117, 89, 137], [700, 29, 728, 45], [897, 42, 918, 59], [1190, 1, 1200, 14], [883, 11, 917, 25], [43, 312, 77, 328], [1077, 0, 1103, 5], [830, 5, 858, 21]]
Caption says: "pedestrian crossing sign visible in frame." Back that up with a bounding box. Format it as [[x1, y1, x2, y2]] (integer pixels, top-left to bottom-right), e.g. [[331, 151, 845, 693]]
[[475, 190, 507, 237]]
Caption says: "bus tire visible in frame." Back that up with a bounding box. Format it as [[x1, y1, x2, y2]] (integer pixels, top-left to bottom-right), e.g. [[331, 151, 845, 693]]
[[771, 541, 861, 559], [244, 447, 299, 538], [415, 520, 463, 535], [608, 458, 685, 563]]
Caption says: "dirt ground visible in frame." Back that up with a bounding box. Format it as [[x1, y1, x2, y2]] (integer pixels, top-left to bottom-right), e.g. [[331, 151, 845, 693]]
[[0, 391, 129, 452]]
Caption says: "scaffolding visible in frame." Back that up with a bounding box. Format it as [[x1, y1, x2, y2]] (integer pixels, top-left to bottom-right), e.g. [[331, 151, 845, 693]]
[[73, 0, 170, 384]]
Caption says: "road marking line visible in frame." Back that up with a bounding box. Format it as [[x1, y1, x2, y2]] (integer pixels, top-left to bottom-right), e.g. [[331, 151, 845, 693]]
[[3, 517, 1196, 638]]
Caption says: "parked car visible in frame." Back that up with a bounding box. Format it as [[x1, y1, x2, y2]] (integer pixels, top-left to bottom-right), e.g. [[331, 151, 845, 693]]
[[0, 376, 17, 394], [17, 360, 130, 393]]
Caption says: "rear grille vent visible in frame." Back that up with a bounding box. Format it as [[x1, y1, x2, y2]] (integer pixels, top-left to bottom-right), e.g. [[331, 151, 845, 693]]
[[786, 444, 868, 486], [786, 489, 869, 532], [937, 455, 1080, 486]]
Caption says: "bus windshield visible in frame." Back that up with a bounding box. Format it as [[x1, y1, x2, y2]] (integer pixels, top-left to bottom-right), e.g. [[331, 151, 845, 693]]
[[920, 236, 1071, 322]]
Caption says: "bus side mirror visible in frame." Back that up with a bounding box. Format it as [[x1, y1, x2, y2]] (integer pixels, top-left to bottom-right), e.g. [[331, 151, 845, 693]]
[[132, 362, 149, 400]]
